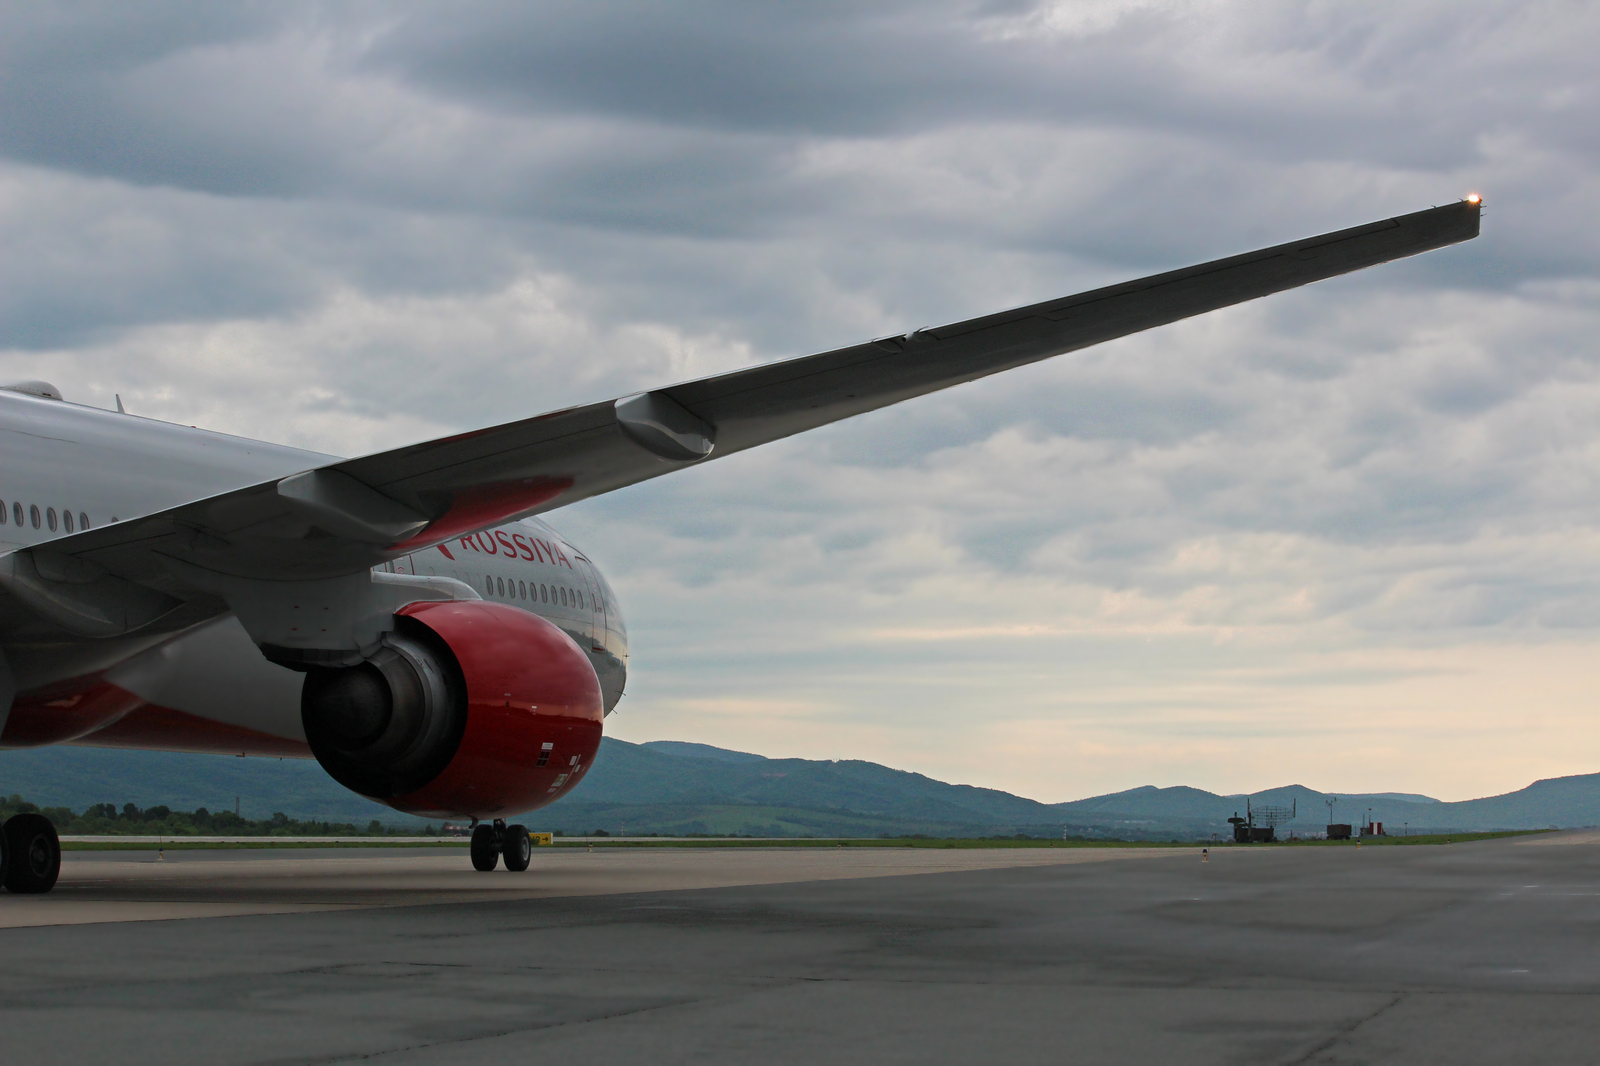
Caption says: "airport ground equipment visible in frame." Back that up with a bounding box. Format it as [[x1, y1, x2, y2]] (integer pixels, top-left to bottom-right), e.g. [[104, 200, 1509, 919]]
[[1229, 797, 1297, 842]]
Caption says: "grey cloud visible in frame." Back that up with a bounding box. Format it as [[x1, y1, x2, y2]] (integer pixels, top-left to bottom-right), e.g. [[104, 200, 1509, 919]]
[[0, 167, 537, 348], [365, 1, 1504, 163], [0, 4, 312, 194], [0, 2, 272, 71], [0, 2, 1585, 279]]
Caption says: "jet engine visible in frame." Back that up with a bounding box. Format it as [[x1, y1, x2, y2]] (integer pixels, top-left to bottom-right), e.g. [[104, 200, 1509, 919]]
[[301, 600, 604, 818]]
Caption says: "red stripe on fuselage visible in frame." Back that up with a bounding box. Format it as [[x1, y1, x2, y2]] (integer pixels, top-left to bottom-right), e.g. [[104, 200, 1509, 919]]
[[70, 701, 311, 758], [0, 678, 143, 747], [2, 679, 309, 757]]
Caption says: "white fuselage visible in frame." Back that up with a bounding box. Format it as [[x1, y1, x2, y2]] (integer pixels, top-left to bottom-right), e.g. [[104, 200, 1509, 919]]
[[0, 388, 626, 754]]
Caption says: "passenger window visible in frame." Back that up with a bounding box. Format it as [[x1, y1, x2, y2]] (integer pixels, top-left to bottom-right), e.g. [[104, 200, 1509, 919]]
[[497, 577, 506, 597], [63, 510, 73, 533], [46, 508, 56, 532], [540, 584, 547, 603], [0, 500, 7, 525], [13, 502, 22, 526], [519, 580, 526, 600], [29, 505, 40, 529], [485, 575, 493, 595], [559, 587, 567, 607], [79, 512, 89, 530]]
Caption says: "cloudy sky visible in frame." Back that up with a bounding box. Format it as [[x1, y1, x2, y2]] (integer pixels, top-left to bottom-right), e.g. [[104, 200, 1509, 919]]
[[3, 1, 1598, 802]]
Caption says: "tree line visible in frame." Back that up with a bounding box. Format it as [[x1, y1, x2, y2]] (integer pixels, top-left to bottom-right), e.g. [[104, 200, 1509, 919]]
[[0, 794, 427, 836]]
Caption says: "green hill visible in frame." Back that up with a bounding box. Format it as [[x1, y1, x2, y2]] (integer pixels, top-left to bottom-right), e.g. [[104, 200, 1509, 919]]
[[0, 746, 430, 826], [549, 740, 1062, 824]]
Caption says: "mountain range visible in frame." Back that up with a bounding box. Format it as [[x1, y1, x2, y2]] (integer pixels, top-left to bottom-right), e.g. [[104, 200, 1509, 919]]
[[547, 742, 1600, 838], [2, 739, 1597, 838]]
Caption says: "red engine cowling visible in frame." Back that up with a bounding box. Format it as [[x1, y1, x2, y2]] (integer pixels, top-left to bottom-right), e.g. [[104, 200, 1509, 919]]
[[301, 600, 603, 819]]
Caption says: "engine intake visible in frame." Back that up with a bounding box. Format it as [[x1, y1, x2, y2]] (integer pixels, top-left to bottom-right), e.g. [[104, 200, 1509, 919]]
[[301, 600, 604, 819], [302, 629, 464, 799]]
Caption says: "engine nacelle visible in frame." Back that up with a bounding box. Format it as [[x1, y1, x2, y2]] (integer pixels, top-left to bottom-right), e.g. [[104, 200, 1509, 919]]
[[301, 600, 604, 819]]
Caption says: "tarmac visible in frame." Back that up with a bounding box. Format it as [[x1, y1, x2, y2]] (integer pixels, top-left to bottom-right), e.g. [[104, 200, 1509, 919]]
[[1, 833, 1598, 1064]]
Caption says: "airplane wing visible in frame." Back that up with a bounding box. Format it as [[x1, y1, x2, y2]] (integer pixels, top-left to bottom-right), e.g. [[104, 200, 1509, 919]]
[[10, 199, 1479, 626]]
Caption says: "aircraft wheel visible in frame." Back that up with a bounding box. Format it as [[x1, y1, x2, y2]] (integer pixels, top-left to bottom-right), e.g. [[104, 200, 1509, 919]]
[[3, 813, 61, 894], [502, 824, 531, 872], [470, 824, 499, 871]]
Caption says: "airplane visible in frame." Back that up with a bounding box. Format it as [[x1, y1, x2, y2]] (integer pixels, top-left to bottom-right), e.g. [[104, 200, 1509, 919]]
[[0, 198, 1481, 892]]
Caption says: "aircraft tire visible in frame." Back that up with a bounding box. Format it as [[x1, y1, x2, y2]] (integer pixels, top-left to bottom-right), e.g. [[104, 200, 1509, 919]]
[[470, 824, 499, 871], [2, 813, 61, 894], [502, 824, 531, 872]]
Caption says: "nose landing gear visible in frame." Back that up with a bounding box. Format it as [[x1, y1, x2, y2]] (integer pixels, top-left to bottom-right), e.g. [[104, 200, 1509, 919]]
[[2, 813, 62, 894], [469, 819, 532, 872]]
